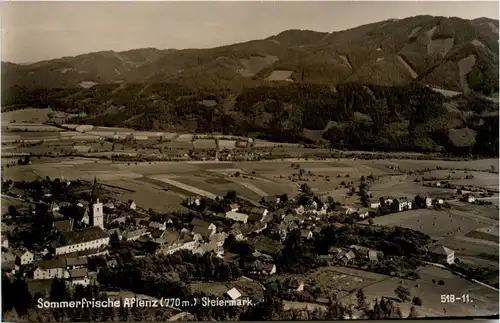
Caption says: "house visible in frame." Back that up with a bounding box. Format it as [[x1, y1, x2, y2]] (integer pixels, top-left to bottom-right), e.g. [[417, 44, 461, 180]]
[[33, 259, 68, 280], [225, 211, 248, 224], [14, 248, 34, 265], [300, 229, 313, 240], [128, 200, 137, 210], [104, 202, 115, 210], [339, 205, 356, 215], [370, 202, 381, 209], [350, 245, 370, 258], [65, 257, 88, 269], [437, 198, 444, 205], [249, 261, 277, 276], [2, 251, 15, 263], [55, 226, 110, 255], [192, 226, 215, 240], [2, 233, 9, 249], [261, 196, 280, 205], [383, 198, 394, 205], [294, 205, 305, 215], [209, 232, 227, 247], [226, 288, 242, 300], [429, 245, 455, 264], [186, 196, 202, 207], [247, 207, 269, 222], [53, 219, 74, 233], [278, 220, 298, 240], [190, 218, 216, 232], [51, 202, 60, 212], [155, 231, 200, 256], [149, 221, 168, 231], [229, 225, 245, 241], [111, 216, 128, 224], [396, 198, 412, 211], [122, 229, 148, 242], [285, 277, 304, 292], [462, 194, 476, 203], [108, 228, 123, 240], [338, 250, 355, 265], [192, 240, 224, 257], [356, 208, 370, 219], [9, 187, 25, 198], [368, 250, 380, 262], [69, 268, 90, 286], [425, 197, 433, 208], [229, 203, 240, 212]]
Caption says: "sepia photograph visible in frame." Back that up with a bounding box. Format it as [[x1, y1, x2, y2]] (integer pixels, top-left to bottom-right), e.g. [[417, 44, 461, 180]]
[[1, 0, 499, 321]]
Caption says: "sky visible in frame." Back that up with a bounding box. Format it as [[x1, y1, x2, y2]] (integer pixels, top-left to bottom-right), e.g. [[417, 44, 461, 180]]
[[2, 1, 499, 63]]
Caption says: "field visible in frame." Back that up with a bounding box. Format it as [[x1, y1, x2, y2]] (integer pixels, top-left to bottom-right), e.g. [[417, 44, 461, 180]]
[[352, 265, 498, 317]]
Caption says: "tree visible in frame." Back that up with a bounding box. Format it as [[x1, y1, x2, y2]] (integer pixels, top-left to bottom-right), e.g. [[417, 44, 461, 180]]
[[12, 278, 31, 317], [355, 289, 368, 312], [8, 205, 20, 218], [300, 184, 313, 196], [50, 277, 69, 302], [390, 199, 400, 213], [394, 286, 411, 302], [414, 195, 426, 209], [224, 190, 237, 200], [412, 296, 422, 306], [408, 306, 418, 318]]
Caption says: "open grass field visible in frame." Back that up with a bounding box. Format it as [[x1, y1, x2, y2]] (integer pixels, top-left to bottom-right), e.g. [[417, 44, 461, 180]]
[[2, 108, 55, 123], [354, 265, 499, 317], [360, 208, 493, 238], [3, 157, 498, 218]]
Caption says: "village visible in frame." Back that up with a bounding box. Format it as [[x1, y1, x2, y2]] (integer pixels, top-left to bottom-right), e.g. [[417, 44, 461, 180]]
[[1, 159, 498, 320]]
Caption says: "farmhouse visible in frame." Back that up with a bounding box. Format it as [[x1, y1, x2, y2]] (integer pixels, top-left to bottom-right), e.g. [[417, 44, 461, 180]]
[[64, 257, 88, 269], [370, 202, 381, 209], [69, 268, 90, 286], [248, 207, 269, 221], [55, 227, 110, 255], [33, 259, 68, 280], [261, 196, 280, 205], [339, 205, 356, 215], [186, 196, 202, 207], [356, 208, 370, 219], [398, 198, 413, 211], [300, 229, 313, 240], [155, 231, 199, 256], [53, 219, 74, 233], [149, 220, 170, 231], [425, 197, 433, 208], [229, 203, 240, 212], [14, 248, 34, 265], [2, 233, 9, 249], [429, 245, 455, 264], [128, 200, 137, 210], [225, 211, 248, 223], [122, 229, 148, 241], [461, 194, 476, 203]]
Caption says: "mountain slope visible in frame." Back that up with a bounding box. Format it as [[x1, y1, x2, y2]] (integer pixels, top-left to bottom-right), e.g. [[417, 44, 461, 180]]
[[2, 15, 498, 94]]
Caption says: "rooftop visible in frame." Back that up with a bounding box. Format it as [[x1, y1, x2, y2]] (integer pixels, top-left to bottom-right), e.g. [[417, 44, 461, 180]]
[[59, 226, 110, 246]]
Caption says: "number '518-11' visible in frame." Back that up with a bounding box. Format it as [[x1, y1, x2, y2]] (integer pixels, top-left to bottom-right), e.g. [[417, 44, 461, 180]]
[[441, 294, 471, 303]]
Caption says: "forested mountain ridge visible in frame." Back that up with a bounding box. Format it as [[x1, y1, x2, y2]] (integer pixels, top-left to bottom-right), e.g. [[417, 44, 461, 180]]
[[2, 15, 498, 157], [2, 15, 499, 94], [3, 82, 498, 157]]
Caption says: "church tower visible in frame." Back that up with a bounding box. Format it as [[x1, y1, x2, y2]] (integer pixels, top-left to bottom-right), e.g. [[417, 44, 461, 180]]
[[89, 177, 104, 229], [91, 199, 104, 229]]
